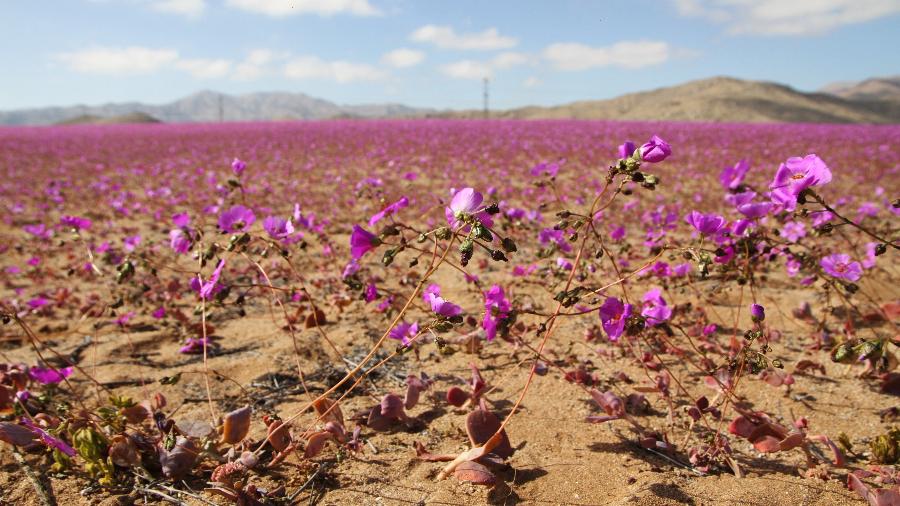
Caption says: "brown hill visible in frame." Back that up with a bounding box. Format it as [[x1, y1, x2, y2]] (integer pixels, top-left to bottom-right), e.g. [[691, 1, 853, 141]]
[[438, 77, 898, 123], [821, 76, 900, 102], [55, 112, 162, 125]]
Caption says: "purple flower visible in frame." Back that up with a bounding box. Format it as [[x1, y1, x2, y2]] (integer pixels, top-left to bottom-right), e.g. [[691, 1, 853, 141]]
[[23, 224, 51, 239], [368, 196, 409, 227], [610, 225, 626, 241], [530, 161, 559, 178], [617, 140, 636, 159], [737, 201, 773, 219], [218, 205, 256, 233], [263, 216, 296, 241], [28, 366, 73, 385], [726, 191, 756, 208], [365, 282, 378, 303], [389, 321, 419, 346], [445, 187, 493, 230], [556, 257, 573, 271], [685, 211, 725, 235], [123, 235, 141, 252], [172, 212, 191, 228], [152, 307, 166, 319], [639, 135, 671, 163], [423, 284, 462, 317], [641, 288, 672, 326], [349, 225, 379, 260], [342, 260, 360, 279], [193, 259, 225, 300], [60, 215, 92, 231], [820, 253, 862, 282], [169, 229, 192, 254], [720, 159, 750, 190], [20, 418, 76, 457], [779, 221, 806, 242], [231, 157, 246, 176], [179, 337, 211, 354], [598, 298, 632, 341], [863, 242, 878, 269], [750, 303, 765, 322], [482, 285, 511, 341], [769, 154, 832, 211]]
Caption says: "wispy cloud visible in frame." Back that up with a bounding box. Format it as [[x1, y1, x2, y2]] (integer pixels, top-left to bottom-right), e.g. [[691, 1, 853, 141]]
[[542, 41, 670, 70], [226, 0, 380, 17], [55, 46, 180, 75], [439, 51, 531, 80], [673, 0, 900, 36], [149, 0, 205, 17], [410, 25, 517, 50], [283, 56, 386, 83], [381, 48, 425, 68], [175, 58, 231, 78]]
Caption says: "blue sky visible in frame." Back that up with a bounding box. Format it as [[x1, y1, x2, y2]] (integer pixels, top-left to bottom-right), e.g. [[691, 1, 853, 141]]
[[2, 0, 899, 110]]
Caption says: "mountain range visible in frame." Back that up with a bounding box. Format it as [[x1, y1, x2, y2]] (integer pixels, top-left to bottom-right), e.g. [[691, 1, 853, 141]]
[[1, 76, 898, 125]]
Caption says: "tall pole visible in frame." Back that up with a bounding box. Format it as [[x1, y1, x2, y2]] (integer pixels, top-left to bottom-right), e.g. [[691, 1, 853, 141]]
[[483, 77, 489, 119]]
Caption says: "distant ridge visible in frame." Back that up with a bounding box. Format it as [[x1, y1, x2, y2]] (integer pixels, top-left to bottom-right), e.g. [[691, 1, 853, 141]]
[[820, 76, 900, 102], [437, 76, 899, 123], [0, 90, 431, 126], [55, 112, 161, 125], [2, 76, 898, 125]]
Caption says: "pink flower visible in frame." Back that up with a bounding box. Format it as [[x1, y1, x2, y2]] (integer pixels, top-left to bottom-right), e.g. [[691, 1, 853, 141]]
[[169, 229, 192, 254], [218, 205, 256, 233], [192, 259, 226, 300], [685, 211, 725, 235], [720, 159, 750, 190], [639, 135, 671, 163], [263, 216, 298, 242], [820, 253, 862, 282], [641, 288, 672, 326], [617, 140, 636, 159], [368, 196, 409, 227], [349, 225, 379, 260], [28, 366, 73, 385], [60, 215, 91, 231], [779, 221, 806, 242], [389, 321, 419, 346], [445, 187, 493, 230], [20, 418, 76, 457], [599, 298, 631, 341], [482, 285, 511, 341], [423, 284, 462, 317], [231, 157, 246, 176], [769, 154, 832, 211]]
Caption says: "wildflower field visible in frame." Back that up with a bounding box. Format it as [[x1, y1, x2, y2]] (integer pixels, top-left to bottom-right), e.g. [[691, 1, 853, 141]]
[[1, 119, 898, 505]]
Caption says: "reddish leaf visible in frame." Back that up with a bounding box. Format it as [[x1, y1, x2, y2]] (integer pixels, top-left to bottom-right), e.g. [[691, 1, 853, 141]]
[[465, 408, 513, 459], [159, 437, 198, 480], [454, 461, 496, 486], [221, 406, 252, 444], [446, 386, 469, 407], [0, 422, 37, 447], [304, 431, 332, 459]]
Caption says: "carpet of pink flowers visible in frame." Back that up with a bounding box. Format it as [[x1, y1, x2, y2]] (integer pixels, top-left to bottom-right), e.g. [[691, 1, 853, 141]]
[[0, 120, 898, 505]]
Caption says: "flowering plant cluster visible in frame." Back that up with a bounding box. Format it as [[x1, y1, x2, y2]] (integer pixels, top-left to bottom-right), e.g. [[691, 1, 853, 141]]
[[0, 120, 897, 503]]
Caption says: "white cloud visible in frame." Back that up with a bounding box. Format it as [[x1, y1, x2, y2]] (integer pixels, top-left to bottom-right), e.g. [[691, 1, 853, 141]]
[[439, 60, 492, 80], [673, 0, 900, 36], [523, 76, 541, 88], [226, 0, 380, 17], [175, 58, 232, 78], [150, 0, 206, 17], [232, 49, 286, 80], [56, 46, 179, 75], [381, 48, 425, 68], [410, 25, 517, 50], [492, 51, 529, 69], [283, 56, 386, 83], [542, 41, 670, 70], [439, 51, 531, 80]]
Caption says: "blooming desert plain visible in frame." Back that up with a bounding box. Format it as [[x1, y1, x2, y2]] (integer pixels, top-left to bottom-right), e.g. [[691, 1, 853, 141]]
[[0, 119, 898, 505]]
